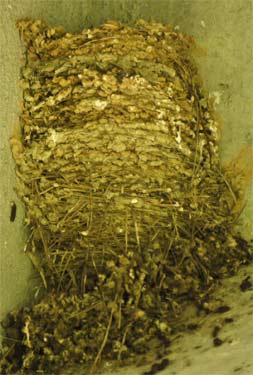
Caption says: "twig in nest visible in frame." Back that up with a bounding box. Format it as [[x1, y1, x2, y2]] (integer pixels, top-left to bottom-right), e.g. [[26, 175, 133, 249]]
[[125, 210, 129, 254], [28, 251, 47, 289], [134, 220, 141, 251], [216, 167, 237, 204], [57, 251, 74, 291], [117, 323, 132, 361], [89, 309, 113, 374], [35, 222, 56, 275]]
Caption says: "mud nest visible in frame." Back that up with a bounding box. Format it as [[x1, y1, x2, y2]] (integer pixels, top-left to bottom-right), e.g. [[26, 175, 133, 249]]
[[0, 19, 251, 375]]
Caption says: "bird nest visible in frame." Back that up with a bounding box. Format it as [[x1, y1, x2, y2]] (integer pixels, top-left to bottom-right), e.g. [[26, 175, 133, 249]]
[[0, 19, 251, 375]]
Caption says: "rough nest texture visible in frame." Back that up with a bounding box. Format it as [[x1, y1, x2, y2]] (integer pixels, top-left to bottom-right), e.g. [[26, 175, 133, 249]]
[[0, 19, 250, 374]]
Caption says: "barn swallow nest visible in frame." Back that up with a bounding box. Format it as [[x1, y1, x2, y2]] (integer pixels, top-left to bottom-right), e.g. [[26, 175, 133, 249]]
[[0, 19, 251, 374]]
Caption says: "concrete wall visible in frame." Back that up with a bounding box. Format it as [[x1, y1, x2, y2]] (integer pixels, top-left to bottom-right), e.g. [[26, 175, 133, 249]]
[[0, 0, 252, 322]]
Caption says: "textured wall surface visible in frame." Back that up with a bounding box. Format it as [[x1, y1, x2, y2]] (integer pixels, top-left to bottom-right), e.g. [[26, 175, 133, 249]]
[[0, 0, 252, 373]]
